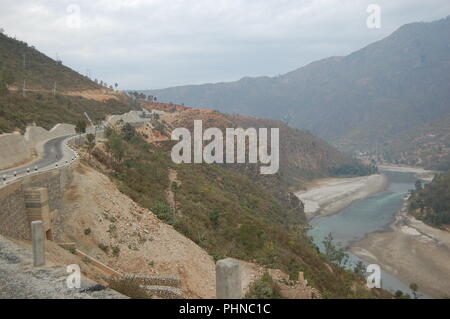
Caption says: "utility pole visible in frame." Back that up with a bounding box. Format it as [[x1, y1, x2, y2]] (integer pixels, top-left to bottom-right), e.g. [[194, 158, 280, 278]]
[[53, 82, 56, 96], [84, 112, 94, 127], [23, 53, 26, 97], [94, 121, 98, 142]]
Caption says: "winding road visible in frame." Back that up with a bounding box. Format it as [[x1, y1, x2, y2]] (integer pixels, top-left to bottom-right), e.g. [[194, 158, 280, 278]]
[[1, 112, 138, 183], [0, 134, 78, 181]]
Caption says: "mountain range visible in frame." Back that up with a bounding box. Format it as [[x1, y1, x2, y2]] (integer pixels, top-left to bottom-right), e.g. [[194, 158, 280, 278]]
[[142, 16, 450, 164], [0, 19, 396, 299]]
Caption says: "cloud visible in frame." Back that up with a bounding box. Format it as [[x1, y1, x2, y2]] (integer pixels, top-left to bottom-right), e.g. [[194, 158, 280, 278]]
[[0, 0, 449, 89]]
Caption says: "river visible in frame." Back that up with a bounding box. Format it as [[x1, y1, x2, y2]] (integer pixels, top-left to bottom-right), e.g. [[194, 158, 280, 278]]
[[307, 170, 432, 298]]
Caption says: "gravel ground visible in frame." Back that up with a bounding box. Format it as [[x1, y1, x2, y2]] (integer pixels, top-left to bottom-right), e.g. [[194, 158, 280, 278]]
[[0, 235, 125, 299]]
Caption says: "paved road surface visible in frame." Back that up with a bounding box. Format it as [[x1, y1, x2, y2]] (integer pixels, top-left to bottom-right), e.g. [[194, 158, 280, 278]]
[[0, 134, 76, 178]]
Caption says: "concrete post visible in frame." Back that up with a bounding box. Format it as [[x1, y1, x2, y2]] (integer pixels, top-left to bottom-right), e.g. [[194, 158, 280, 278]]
[[31, 221, 45, 267], [25, 187, 53, 240], [216, 258, 241, 299]]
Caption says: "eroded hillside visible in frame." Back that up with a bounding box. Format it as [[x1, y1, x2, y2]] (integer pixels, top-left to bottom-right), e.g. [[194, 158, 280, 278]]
[[54, 163, 217, 298]]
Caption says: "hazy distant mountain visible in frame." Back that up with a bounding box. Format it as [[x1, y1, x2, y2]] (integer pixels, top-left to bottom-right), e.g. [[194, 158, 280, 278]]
[[381, 114, 450, 170], [142, 16, 450, 155]]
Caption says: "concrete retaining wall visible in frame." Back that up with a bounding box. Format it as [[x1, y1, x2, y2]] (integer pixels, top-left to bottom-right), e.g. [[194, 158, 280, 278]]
[[0, 165, 75, 240], [0, 132, 31, 170], [108, 111, 149, 125], [24, 126, 52, 150], [24, 124, 76, 149], [49, 124, 76, 137], [0, 123, 76, 170]]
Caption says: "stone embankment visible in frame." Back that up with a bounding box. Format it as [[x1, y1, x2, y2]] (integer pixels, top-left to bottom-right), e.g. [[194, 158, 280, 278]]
[[124, 274, 183, 299]]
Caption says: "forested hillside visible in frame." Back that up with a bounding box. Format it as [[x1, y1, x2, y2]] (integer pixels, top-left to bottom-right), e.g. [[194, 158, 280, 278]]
[[89, 115, 391, 298], [409, 171, 450, 228], [379, 115, 450, 170]]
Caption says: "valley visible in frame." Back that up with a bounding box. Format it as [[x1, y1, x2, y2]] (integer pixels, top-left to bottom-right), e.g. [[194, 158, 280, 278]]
[[0, 5, 449, 303], [144, 17, 450, 169], [307, 168, 444, 298]]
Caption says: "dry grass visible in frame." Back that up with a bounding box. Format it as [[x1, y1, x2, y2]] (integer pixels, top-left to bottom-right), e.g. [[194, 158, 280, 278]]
[[66, 185, 80, 201], [74, 164, 88, 175]]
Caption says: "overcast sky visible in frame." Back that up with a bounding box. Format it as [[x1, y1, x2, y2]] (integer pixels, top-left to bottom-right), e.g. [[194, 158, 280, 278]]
[[1, 0, 449, 89]]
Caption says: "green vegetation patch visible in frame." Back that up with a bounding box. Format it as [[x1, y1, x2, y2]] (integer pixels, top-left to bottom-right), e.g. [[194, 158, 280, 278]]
[[409, 171, 450, 227], [92, 127, 392, 298]]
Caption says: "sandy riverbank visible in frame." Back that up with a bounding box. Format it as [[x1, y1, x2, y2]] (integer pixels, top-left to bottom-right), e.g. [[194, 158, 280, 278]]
[[378, 164, 429, 173], [379, 164, 436, 181], [351, 201, 450, 298], [295, 174, 388, 220]]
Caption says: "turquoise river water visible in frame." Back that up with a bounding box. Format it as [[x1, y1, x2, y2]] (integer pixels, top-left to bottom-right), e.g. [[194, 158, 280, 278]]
[[307, 170, 432, 298]]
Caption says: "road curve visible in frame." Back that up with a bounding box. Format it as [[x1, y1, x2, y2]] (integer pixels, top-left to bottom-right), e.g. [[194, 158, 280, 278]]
[[0, 134, 77, 178]]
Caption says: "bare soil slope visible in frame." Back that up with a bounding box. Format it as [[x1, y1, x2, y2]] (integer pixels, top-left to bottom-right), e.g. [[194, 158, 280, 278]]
[[54, 163, 217, 298]]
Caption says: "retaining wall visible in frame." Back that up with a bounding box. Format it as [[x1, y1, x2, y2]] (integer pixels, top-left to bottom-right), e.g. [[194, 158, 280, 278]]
[[0, 164, 75, 240], [0, 123, 76, 170], [24, 124, 76, 149], [0, 132, 31, 170]]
